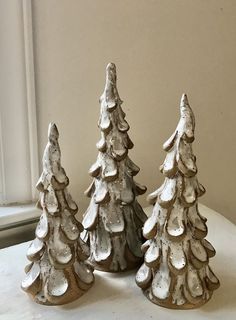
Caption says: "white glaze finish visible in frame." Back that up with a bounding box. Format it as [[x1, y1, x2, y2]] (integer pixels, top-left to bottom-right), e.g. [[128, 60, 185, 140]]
[[82, 63, 147, 272], [21, 123, 94, 305], [1, 205, 236, 319], [136, 94, 220, 309]]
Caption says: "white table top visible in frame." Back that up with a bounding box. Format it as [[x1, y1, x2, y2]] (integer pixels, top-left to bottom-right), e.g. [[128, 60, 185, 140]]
[[0, 204, 236, 320]]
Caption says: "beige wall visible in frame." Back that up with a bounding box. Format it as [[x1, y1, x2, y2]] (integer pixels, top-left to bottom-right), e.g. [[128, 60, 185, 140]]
[[32, 0, 236, 223]]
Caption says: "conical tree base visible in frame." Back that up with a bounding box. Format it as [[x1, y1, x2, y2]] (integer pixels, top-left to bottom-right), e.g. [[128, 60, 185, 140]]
[[143, 288, 213, 310], [26, 267, 93, 306], [88, 257, 142, 273]]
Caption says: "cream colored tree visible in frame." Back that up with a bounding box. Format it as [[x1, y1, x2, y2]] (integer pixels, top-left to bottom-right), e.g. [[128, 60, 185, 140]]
[[21, 123, 94, 305], [136, 94, 220, 309], [82, 63, 147, 272]]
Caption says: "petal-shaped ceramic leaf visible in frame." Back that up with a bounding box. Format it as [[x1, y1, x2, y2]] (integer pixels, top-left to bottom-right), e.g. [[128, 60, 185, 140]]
[[21, 262, 40, 291], [94, 180, 110, 204], [136, 263, 152, 289], [36, 211, 49, 239], [190, 239, 208, 263], [82, 199, 99, 231], [126, 157, 140, 176], [152, 263, 171, 300], [181, 177, 197, 206], [202, 239, 215, 258], [44, 186, 59, 214], [120, 175, 134, 204], [163, 131, 178, 152], [205, 266, 220, 290], [186, 267, 203, 298], [168, 242, 186, 272], [107, 101, 117, 112], [123, 134, 134, 150], [110, 136, 127, 160], [96, 136, 106, 152], [93, 218, 112, 262], [74, 261, 94, 284], [102, 155, 118, 181], [177, 139, 197, 177], [64, 189, 78, 213], [49, 239, 73, 266], [61, 211, 80, 241], [27, 238, 44, 261], [89, 159, 101, 177], [159, 178, 177, 208], [197, 183, 205, 197], [117, 117, 129, 132], [188, 205, 207, 238], [99, 104, 112, 132], [141, 240, 151, 253], [143, 204, 159, 239], [134, 181, 147, 195], [161, 148, 177, 177], [54, 167, 69, 186], [47, 269, 68, 297], [144, 240, 161, 267], [100, 202, 124, 233], [166, 204, 186, 239]]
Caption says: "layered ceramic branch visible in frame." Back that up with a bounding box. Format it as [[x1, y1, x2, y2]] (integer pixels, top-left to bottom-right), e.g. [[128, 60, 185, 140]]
[[82, 63, 147, 272], [21, 123, 94, 305], [136, 94, 220, 309]]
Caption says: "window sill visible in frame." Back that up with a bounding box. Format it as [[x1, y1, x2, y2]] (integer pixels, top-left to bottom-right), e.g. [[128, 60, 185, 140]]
[[0, 203, 40, 231]]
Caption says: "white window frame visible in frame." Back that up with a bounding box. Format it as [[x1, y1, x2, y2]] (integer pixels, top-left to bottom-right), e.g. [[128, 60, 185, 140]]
[[0, 0, 40, 229], [0, 0, 39, 206]]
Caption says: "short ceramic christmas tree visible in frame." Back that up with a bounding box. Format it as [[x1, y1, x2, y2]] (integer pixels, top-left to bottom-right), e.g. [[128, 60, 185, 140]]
[[82, 63, 147, 272], [21, 123, 94, 305], [136, 94, 220, 309]]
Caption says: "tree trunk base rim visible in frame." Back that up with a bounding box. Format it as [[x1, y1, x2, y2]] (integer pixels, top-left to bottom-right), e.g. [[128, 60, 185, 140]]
[[142, 288, 213, 310]]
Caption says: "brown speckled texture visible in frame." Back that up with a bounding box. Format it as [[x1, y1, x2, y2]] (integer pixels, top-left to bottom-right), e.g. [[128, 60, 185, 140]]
[[21, 123, 94, 305], [82, 63, 147, 272], [136, 94, 220, 309]]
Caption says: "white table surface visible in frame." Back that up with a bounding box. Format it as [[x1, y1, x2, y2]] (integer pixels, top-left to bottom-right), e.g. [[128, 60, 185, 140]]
[[0, 204, 236, 320]]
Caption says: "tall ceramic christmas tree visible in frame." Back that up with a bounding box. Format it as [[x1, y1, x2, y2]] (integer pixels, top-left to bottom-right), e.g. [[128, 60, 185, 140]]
[[136, 94, 220, 309], [82, 63, 147, 272], [21, 123, 94, 305]]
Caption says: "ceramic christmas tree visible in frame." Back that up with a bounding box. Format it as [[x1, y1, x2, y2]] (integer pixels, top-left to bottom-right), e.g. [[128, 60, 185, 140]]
[[136, 94, 220, 309], [21, 123, 94, 305], [82, 63, 147, 272]]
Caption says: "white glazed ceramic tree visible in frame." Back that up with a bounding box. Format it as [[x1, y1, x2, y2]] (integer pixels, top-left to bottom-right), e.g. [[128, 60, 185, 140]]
[[21, 123, 94, 305], [82, 63, 147, 272], [136, 94, 220, 309]]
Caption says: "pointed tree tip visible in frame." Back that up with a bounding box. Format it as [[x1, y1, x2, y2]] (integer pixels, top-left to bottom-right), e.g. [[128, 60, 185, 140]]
[[106, 62, 116, 70], [106, 63, 117, 78], [180, 93, 189, 106], [48, 122, 59, 140], [105, 62, 117, 87]]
